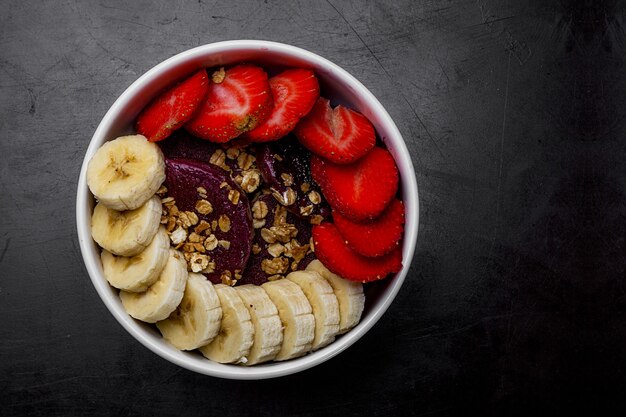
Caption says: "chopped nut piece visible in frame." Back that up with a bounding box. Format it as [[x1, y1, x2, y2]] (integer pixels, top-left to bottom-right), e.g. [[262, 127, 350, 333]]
[[182, 243, 196, 253], [274, 205, 288, 225], [308, 190, 321, 205], [228, 189, 240, 205], [240, 169, 260, 193], [188, 232, 202, 243], [197, 186, 207, 198], [185, 211, 199, 226], [218, 214, 231, 232], [300, 182, 311, 193], [299, 205, 314, 216], [219, 181, 229, 189], [204, 234, 218, 251], [166, 217, 177, 232], [194, 243, 206, 253], [310, 215, 324, 225], [170, 227, 187, 245], [280, 172, 294, 186], [226, 147, 240, 160], [169, 205, 179, 216], [195, 199, 213, 215], [267, 274, 284, 282], [283, 239, 309, 262], [202, 261, 216, 274], [252, 200, 269, 219], [189, 253, 210, 273], [220, 270, 234, 286], [267, 242, 285, 258], [272, 187, 296, 206], [237, 152, 255, 170], [156, 185, 168, 196], [262, 257, 290, 275], [253, 219, 266, 229], [252, 243, 262, 255], [194, 220, 211, 234], [209, 149, 230, 171], [212, 67, 226, 83], [211, 220, 218, 230], [218, 240, 231, 249]]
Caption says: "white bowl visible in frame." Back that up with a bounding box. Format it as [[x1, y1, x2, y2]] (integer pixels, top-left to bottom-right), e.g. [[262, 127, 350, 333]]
[[76, 40, 419, 379]]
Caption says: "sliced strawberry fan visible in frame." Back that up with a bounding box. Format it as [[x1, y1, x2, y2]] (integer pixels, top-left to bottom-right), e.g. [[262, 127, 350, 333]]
[[333, 199, 405, 257], [185, 65, 273, 143], [243, 69, 320, 142], [136, 69, 209, 142], [312, 223, 402, 282], [295, 97, 376, 164], [311, 146, 399, 222]]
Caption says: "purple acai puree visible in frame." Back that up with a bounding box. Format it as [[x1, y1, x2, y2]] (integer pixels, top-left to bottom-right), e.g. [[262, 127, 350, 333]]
[[164, 158, 253, 283], [256, 136, 331, 221], [238, 192, 315, 286]]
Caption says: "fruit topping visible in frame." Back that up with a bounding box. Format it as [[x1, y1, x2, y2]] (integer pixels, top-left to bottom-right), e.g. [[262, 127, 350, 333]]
[[163, 158, 253, 284], [136, 70, 209, 142], [294, 97, 376, 164], [312, 223, 402, 282], [119, 249, 188, 323], [87, 135, 165, 211], [256, 137, 330, 221], [311, 146, 399, 222], [156, 273, 222, 350], [243, 69, 319, 142], [239, 192, 315, 286], [91, 195, 162, 257], [333, 199, 405, 257], [185, 65, 273, 143]]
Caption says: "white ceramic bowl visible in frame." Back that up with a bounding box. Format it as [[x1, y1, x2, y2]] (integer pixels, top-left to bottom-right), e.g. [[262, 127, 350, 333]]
[[76, 40, 419, 379]]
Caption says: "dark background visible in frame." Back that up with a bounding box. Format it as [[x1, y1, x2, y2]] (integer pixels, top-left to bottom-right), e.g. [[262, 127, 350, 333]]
[[1, 0, 625, 415]]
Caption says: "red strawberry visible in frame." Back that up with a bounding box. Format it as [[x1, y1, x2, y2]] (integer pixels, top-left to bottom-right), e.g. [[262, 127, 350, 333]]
[[136, 69, 209, 142], [312, 223, 402, 282], [185, 65, 273, 143], [333, 199, 405, 257], [311, 147, 399, 222], [243, 69, 320, 142], [295, 97, 376, 164]]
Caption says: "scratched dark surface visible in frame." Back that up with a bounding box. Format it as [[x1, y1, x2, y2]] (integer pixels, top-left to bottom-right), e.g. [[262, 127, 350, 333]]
[[1, 0, 625, 415]]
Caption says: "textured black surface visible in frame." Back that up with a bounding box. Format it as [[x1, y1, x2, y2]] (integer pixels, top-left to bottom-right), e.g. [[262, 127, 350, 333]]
[[1, 0, 625, 415]]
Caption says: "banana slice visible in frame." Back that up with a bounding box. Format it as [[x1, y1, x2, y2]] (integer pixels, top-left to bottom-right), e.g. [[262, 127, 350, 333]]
[[306, 260, 365, 334], [119, 249, 188, 323], [87, 134, 165, 211], [156, 273, 222, 350], [287, 270, 340, 350], [262, 279, 315, 361], [101, 226, 170, 292], [91, 195, 161, 256], [199, 284, 254, 364], [235, 285, 283, 365]]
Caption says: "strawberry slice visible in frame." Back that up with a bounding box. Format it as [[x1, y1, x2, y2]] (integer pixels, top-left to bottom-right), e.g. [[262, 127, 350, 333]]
[[311, 147, 399, 222], [185, 65, 273, 143], [312, 223, 402, 282], [243, 69, 320, 142], [333, 199, 405, 257], [295, 97, 376, 164], [136, 69, 209, 142]]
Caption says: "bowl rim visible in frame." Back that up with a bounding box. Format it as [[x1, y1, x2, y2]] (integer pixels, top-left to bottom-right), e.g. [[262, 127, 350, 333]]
[[76, 39, 419, 379]]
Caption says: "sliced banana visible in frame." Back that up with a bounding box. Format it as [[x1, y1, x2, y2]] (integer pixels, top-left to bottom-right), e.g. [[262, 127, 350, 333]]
[[101, 226, 170, 292], [91, 195, 161, 256], [87, 134, 165, 211], [119, 249, 188, 323], [156, 273, 222, 350], [262, 279, 315, 361], [235, 285, 283, 365], [306, 260, 365, 334], [287, 270, 340, 350], [199, 284, 254, 364]]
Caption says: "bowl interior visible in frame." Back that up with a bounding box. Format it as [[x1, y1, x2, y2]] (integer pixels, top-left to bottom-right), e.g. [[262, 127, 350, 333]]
[[77, 41, 418, 379]]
